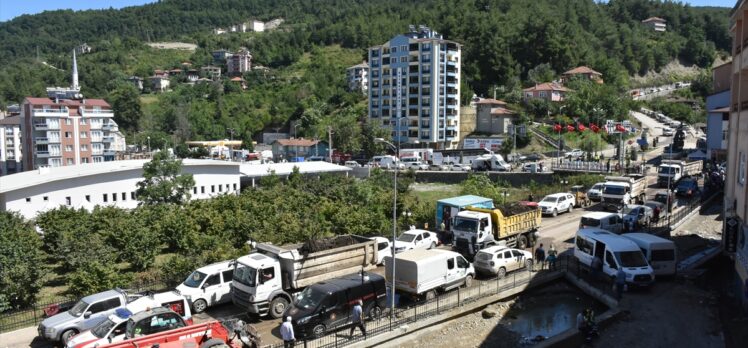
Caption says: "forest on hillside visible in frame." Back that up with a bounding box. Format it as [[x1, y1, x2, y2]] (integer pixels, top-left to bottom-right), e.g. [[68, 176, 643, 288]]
[[0, 0, 731, 147]]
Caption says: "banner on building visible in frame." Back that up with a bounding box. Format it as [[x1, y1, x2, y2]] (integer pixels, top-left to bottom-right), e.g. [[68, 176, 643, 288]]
[[463, 138, 504, 151]]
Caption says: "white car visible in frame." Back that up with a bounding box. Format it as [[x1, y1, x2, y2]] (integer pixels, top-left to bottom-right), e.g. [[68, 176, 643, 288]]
[[662, 128, 674, 136], [473, 246, 533, 278], [394, 229, 439, 253], [566, 149, 584, 159], [450, 163, 471, 171], [405, 161, 430, 171], [538, 193, 576, 217], [176, 261, 235, 313], [370, 236, 392, 265], [344, 161, 360, 168], [429, 164, 449, 171], [587, 182, 605, 202]]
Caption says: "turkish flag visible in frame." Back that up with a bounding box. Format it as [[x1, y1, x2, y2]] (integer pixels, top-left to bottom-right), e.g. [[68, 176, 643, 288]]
[[590, 123, 600, 133], [567, 124, 575, 132], [578, 124, 586, 131], [615, 124, 626, 133], [553, 124, 562, 133]]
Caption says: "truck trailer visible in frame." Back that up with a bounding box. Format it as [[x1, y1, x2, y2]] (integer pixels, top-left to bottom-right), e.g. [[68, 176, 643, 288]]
[[451, 204, 541, 259], [231, 235, 378, 319]]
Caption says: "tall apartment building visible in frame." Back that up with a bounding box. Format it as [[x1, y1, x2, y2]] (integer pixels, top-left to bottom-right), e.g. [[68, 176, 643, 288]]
[[0, 115, 23, 175], [20, 50, 124, 170], [346, 62, 369, 93], [367, 25, 462, 149], [227, 48, 252, 76], [726, 0, 748, 311]]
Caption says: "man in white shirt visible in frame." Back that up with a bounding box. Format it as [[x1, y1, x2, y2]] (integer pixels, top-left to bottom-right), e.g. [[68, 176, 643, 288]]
[[280, 316, 295, 348]]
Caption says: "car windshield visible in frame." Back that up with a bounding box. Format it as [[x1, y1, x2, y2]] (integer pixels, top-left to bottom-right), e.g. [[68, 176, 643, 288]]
[[453, 218, 478, 232], [541, 196, 558, 203], [183, 271, 208, 288], [592, 184, 603, 190], [92, 318, 117, 338], [579, 217, 601, 227], [296, 287, 327, 310], [603, 186, 625, 195], [233, 266, 257, 287], [397, 234, 416, 242], [622, 207, 638, 215], [69, 299, 89, 317], [616, 251, 649, 268]]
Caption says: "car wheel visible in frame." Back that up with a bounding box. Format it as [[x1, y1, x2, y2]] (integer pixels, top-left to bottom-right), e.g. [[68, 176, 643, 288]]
[[269, 297, 289, 319], [552, 209, 558, 217], [429, 242, 436, 249], [525, 259, 534, 269], [497, 267, 507, 279], [312, 324, 326, 338], [568, 205, 573, 213], [366, 304, 382, 320], [463, 275, 473, 288], [192, 299, 208, 313], [61, 329, 78, 344]]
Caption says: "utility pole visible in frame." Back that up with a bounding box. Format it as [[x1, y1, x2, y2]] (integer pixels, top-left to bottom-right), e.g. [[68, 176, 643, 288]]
[[227, 128, 235, 161], [328, 126, 334, 162]]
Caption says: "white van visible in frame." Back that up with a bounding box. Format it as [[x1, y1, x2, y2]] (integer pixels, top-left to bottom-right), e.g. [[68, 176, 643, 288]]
[[384, 249, 474, 300], [622, 233, 677, 276], [176, 260, 236, 313], [574, 228, 655, 287], [371, 155, 402, 169], [579, 212, 624, 234]]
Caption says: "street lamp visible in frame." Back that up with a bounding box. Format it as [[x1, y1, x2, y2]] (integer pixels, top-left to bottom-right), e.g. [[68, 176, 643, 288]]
[[293, 124, 301, 138], [374, 137, 399, 320]]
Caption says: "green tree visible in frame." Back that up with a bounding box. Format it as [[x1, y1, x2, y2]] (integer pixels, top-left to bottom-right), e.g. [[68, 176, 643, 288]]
[[108, 85, 143, 133], [0, 212, 46, 310], [136, 151, 195, 205], [527, 63, 556, 85], [67, 262, 132, 297]]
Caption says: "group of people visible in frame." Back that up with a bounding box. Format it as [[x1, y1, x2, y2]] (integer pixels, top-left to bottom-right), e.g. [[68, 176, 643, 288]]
[[533, 243, 558, 271], [280, 300, 367, 347]]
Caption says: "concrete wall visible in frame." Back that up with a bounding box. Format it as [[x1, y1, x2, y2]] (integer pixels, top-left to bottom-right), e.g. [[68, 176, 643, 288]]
[[459, 106, 476, 146], [415, 171, 556, 186]]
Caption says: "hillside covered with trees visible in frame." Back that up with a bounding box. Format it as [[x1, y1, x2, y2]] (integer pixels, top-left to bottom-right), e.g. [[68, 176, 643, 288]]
[[0, 0, 731, 145]]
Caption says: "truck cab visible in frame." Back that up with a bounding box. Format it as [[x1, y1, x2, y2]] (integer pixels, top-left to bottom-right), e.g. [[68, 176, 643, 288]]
[[452, 210, 495, 254], [657, 164, 681, 187], [232, 253, 287, 319], [601, 182, 630, 211]]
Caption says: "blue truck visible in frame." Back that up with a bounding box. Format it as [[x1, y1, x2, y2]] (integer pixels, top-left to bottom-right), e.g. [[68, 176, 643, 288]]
[[435, 195, 494, 230]]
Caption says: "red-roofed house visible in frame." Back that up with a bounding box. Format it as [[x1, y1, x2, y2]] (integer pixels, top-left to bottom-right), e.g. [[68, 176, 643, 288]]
[[230, 76, 247, 90], [523, 83, 570, 103], [271, 138, 329, 160], [21, 97, 123, 170], [642, 17, 666, 32], [561, 66, 603, 84], [475, 98, 517, 134]]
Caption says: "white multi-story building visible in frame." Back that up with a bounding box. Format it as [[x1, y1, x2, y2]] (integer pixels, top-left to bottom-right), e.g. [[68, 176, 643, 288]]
[[346, 62, 369, 93], [250, 20, 265, 32], [0, 159, 241, 220], [368, 25, 462, 149], [0, 115, 23, 175], [642, 17, 667, 32], [227, 48, 252, 76]]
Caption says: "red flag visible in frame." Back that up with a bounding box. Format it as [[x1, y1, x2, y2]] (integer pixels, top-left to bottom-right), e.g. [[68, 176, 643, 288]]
[[615, 124, 626, 132], [553, 124, 562, 133], [566, 124, 575, 132], [578, 123, 587, 131]]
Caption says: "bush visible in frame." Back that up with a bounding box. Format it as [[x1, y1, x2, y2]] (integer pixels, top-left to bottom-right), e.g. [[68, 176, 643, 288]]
[[67, 262, 132, 298], [0, 212, 46, 310]]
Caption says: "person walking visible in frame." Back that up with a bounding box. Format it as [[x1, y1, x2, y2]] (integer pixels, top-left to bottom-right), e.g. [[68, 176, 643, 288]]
[[606, 159, 611, 173], [280, 316, 295, 348], [547, 245, 558, 271], [534, 244, 546, 271], [591, 255, 603, 281], [349, 300, 366, 338], [615, 268, 627, 300]]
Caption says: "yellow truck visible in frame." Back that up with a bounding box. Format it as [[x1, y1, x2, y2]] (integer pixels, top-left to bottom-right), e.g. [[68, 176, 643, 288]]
[[451, 204, 542, 259]]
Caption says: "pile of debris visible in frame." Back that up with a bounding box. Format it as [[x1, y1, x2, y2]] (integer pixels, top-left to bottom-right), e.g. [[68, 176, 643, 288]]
[[299, 235, 358, 254], [496, 202, 537, 215]]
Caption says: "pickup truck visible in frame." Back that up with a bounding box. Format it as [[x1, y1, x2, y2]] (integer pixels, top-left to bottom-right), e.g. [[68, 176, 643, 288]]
[[657, 160, 702, 187], [39, 289, 144, 344], [231, 235, 378, 319], [601, 175, 648, 211]]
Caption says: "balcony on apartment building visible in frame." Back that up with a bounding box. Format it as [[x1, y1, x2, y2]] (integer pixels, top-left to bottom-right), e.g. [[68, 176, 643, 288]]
[[103, 150, 116, 156], [81, 109, 114, 118], [34, 122, 59, 130], [33, 108, 69, 117], [446, 43, 459, 52], [102, 136, 115, 143], [35, 137, 49, 145], [36, 151, 50, 158]]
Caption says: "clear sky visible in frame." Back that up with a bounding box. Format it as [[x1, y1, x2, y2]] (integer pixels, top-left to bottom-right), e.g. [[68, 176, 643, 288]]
[[0, 0, 738, 22]]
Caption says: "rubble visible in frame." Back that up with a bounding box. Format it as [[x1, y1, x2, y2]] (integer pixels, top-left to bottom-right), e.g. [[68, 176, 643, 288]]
[[299, 235, 358, 254]]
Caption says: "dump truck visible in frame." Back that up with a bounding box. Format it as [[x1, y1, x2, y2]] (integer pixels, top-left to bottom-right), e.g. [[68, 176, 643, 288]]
[[451, 204, 541, 259], [657, 160, 703, 187], [601, 175, 648, 211], [231, 235, 378, 319]]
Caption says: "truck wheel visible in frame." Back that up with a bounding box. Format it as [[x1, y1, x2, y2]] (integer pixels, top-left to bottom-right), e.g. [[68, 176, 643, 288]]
[[552, 209, 558, 217], [312, 324, 326, 338], [269, 297, 289, 319], [497, 267, 507, 279], [61, 329, 78, 344], [463, 275, 473, 288], [200, 338, 230, 348], [192, 299, 207, 313], [518, 235, 528, 250]]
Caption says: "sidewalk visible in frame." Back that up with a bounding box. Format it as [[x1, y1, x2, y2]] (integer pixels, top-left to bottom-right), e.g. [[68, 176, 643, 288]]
[[0, 326, 50, 348]]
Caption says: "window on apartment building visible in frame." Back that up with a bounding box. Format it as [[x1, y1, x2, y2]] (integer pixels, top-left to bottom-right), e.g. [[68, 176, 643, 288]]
[[65, 132, 72, 138], [80, 131, 87, 138], [391, 47, 397, 53], [112, 193, 117, 202], [233, 183, 238, 191], [201, 186, 205, 194], [25, 197, 31, 203], [81, 145, 88, 151], [400, 57, 407, 63], [65, 145, 73, 152], [131, 192, 136, 200], [94, 157, 102, 163], [66, 158, 74, 165], [82, 158, 89, 163], [400, 45, 407, 52], [85, 195, 91, 202], [122, 192, 126, 201], [65, 119, 72, 125], [193, 187, 197, 194], [211, 185, 215, 193], [43, 196, 48, 201], [226, 184, 230, 191], [80, 118, 87, 125], [50, 158, 62, 167], [219, 185, 223, 192], [65, 197, 71, 206], [103, 194, 108, 202]]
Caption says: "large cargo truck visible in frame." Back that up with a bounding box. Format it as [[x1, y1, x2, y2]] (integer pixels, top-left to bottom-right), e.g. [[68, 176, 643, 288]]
[[451, 204, 541, 258]]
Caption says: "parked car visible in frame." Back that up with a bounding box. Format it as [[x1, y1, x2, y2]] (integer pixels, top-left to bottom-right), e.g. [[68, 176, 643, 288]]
[[429, 163, 449, 171], [66, 291, 193, 348], [450, 163, 471, 171], [394, 229, 439, 253], [538, 193, 576, 217], [370, 236, 392, 265], [622, 204, 654, 228], [405, 160, 430, 171], [524, 153, 543, 162], [344, 161, 360, 168], [522, 162, 541, 173], [675, 178, 700, 197], [39, 289, 143, 344], [662, 128, 674, 136], [654, 191, 676, 213], [586, 183, 605, 202], [565, 149, 584, 159], [579, 212, 624, 234], [643, 201, 668, 222], [176, 261, 235, 313], [307, 156, 325, 162], [473, 246, 533, 278]]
